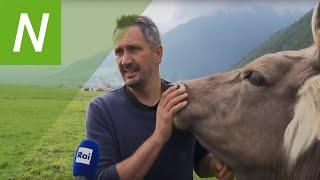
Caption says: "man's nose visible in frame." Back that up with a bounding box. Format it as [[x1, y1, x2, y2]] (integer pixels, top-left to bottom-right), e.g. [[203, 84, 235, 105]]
[[121, 51, 132, 65]]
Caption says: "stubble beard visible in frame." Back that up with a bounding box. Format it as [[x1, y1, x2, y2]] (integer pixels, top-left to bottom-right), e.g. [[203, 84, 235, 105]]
[[125, 68, 153, 89], [126, 77, 145, 89]]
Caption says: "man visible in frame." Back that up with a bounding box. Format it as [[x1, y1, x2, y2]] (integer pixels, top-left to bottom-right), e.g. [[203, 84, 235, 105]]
[[86, 15, 233, 180]]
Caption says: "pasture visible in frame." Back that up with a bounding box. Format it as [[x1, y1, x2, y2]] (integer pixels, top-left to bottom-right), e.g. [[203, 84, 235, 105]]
[[0, 85, 92, 179]]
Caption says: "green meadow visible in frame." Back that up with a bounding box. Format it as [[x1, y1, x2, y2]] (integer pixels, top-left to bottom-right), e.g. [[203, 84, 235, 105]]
[[0, 85, 97, 179]]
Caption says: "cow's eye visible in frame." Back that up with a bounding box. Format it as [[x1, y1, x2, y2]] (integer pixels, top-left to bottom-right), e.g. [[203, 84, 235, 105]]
[[244, 71, 266, 86]]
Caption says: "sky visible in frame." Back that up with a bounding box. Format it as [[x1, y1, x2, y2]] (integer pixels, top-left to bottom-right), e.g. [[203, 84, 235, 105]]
[[142, 0, 316, 33]]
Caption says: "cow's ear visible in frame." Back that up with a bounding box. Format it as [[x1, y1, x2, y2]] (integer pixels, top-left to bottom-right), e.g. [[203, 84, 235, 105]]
[[312, 2, 320, 60]]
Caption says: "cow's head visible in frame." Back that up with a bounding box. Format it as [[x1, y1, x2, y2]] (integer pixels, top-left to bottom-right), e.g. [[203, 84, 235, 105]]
[[175, 3, 320, 179]]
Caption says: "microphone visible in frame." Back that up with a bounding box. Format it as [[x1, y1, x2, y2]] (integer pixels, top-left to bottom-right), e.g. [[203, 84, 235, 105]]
[[73, 139, 100, 180]]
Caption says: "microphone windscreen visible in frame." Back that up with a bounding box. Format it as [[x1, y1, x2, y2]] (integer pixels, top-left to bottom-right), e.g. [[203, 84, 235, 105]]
[[72, 139, 100, 178]]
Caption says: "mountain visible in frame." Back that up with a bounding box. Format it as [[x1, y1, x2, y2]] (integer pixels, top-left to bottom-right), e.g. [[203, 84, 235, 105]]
[[160, 7, 310, 81], [0, 49, 121, 87], [0, 51, 110, 87], [40, 51, 111, 87], [235, 10, 313, 68], [85, 53, 123, 88]]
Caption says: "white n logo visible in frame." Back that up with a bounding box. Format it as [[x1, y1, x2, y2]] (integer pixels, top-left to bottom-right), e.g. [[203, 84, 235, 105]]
[[13, 13, 50, 53]]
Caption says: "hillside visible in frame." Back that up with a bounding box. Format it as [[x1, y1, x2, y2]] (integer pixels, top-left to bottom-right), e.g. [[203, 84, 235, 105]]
[[235, 10, 313, 68], [39, 51, 111, 87]]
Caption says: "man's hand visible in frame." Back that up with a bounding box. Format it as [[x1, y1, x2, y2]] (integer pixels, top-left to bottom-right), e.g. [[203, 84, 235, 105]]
[[153, 84, 188, 144], [198, 154, 234, 180], [209, 156, 234, 180]]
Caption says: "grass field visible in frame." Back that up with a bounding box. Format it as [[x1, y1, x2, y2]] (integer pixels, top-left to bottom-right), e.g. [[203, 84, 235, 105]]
[[0, 85, 213, 179], [0, 85, 81, 179]]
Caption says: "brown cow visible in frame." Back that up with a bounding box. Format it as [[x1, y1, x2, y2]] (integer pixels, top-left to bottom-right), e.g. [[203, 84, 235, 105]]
[[174, 3, 320, 180]]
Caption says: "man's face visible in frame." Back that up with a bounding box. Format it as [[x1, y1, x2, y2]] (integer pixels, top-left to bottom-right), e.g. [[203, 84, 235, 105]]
[[114, 26, 161, 88]]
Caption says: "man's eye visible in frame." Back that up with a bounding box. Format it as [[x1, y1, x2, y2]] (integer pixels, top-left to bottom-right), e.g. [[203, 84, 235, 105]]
[[244, 71, 266, 86], [115, 49, 123, 57]]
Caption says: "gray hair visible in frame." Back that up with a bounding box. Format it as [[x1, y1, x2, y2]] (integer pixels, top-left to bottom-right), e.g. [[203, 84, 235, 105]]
[[113, 15, 161, 49]]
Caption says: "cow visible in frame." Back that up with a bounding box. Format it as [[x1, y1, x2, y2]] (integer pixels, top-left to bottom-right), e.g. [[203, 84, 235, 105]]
[[174, 3, 320, 180]]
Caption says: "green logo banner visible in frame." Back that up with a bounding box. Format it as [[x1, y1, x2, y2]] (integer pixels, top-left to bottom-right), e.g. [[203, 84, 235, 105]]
[[0, 1, 61, 65]]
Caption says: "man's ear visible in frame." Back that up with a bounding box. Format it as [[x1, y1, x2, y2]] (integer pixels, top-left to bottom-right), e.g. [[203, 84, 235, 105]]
[[154, 44, 163, 64]]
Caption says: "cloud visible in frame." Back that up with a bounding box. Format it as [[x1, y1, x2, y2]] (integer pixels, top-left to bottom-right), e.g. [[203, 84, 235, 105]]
[[142, 0, 315, 33]]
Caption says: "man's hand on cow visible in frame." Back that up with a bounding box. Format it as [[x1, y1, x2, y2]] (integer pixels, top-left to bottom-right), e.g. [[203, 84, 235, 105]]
[[210, 156, 234, 180], [153, 84, 188, 144]]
